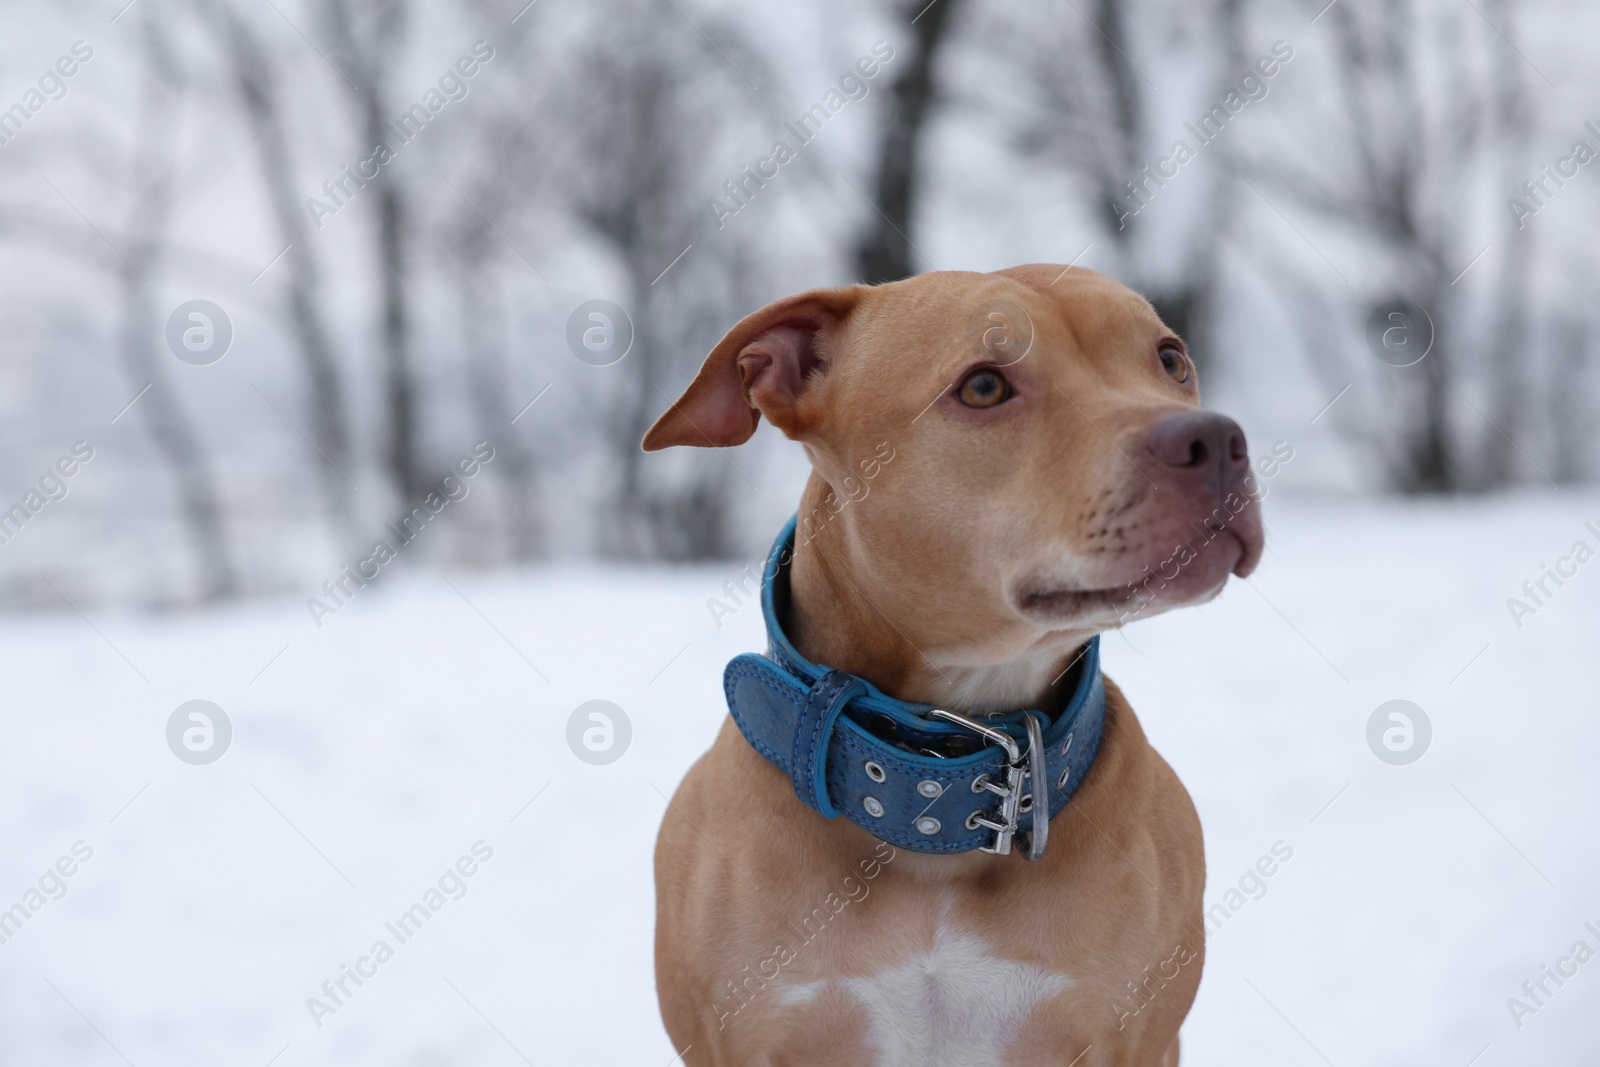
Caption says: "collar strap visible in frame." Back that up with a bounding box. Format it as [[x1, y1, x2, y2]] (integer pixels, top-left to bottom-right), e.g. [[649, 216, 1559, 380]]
[[723, 517, 1105, 857]]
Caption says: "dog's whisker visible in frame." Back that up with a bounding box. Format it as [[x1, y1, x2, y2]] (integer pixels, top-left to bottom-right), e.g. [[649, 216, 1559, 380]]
[[1115, 628, 1151, 661]]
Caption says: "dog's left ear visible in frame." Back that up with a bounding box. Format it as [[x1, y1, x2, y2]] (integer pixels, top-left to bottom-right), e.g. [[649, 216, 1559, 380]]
[[642, 286, 863, 451]]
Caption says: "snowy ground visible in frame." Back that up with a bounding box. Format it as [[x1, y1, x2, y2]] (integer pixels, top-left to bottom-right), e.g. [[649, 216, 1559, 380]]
[[1, 491, 1597, 1066]]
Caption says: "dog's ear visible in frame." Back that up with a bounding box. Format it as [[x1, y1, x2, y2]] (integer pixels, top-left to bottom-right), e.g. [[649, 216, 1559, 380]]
[[642, 286, 862, 451]]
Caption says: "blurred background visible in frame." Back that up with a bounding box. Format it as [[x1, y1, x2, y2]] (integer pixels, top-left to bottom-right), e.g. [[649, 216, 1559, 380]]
[[1, 0, 1596, 1063]]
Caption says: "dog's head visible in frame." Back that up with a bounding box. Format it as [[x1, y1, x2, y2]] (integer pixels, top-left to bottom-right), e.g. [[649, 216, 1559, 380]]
[[645, 266, 1264, 690]]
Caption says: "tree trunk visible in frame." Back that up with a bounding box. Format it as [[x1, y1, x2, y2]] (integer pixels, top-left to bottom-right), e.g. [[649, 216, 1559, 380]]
[[1550, 319, 1590, 484], [216, 6, 355, 536], [123, 19, 236, 600], [328, 0, 424, 505], [854, 0, 964, 284], [613, 264, 661, 558], [458, 244, 540, 559], [373, 151, 424, 503], [1157, 0, 1247, 380], [1482, 0, 1533, 486], [1398, 262, 1455, 492]]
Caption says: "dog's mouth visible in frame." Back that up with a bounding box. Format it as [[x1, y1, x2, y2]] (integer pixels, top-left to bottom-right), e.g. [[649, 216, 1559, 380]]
[[1015, 584, 1138, 617], [1015, 521, 1254, 625]]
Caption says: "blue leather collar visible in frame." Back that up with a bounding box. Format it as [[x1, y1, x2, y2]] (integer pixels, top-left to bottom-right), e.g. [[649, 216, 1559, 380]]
[[723, 517, 1106, 856]]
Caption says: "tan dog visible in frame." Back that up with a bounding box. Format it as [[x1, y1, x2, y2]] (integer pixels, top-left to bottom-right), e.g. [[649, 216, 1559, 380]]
[[644, 265, 1264, 1066]]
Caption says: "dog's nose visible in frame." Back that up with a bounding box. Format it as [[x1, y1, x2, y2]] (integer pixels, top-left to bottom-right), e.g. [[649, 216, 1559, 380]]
[[1146, 411, 1250, 492]]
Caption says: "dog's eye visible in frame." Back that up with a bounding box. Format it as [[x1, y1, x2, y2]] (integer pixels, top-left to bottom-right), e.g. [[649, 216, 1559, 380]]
[[957, 369, 1010, 409], [1159, 343, 1191, 384]]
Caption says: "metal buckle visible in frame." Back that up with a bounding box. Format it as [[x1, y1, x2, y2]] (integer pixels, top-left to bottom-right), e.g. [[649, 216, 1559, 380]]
[[1022, 713, 1048, 862], [929, 708, 1046, 858]]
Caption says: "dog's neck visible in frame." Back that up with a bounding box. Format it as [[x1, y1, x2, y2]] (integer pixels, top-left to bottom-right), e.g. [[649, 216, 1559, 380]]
[[785, 477, 1086, 716]]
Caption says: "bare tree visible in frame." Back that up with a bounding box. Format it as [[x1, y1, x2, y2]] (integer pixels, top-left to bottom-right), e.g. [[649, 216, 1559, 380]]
[[854, 0, 965, 284], [1481, 0, 1535, 486], [1549, 316, 1592, 484], [424, 15, 556, 562], [1005, 0, 1249, 371], [548, 0, 768, 559], [1167, 0, 1250, 375], [1247, 0, 1485, 491], [1009, 2, 1137, 239], [118, 17, 237, 600], [452, 211, 541, 560], [326, 0, 428, 504], [201, 1, 356, 534]]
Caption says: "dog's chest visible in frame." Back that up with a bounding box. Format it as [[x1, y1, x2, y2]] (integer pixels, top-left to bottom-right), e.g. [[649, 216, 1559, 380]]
[[780, 923, 1071, 1066]]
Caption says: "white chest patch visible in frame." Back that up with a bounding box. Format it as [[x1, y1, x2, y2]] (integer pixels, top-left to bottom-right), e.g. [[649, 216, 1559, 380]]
[[780, 924, 1071, 1066]]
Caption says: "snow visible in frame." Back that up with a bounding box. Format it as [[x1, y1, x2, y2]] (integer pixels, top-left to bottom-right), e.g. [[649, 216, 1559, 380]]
[[1, 490, 1597, 1065]]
